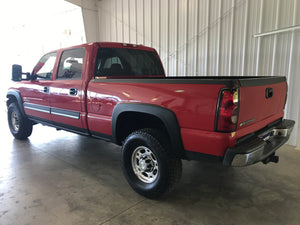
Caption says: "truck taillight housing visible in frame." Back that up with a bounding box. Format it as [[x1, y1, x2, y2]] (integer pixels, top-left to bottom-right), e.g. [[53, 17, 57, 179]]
[[215, 89, 239, 132]]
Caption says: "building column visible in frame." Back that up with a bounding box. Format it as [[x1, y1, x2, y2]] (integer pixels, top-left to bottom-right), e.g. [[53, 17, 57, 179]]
[[66, 0, 99, 43]]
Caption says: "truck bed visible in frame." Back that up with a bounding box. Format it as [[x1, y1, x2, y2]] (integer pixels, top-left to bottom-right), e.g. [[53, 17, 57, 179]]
[[88, 76, 287, 157]]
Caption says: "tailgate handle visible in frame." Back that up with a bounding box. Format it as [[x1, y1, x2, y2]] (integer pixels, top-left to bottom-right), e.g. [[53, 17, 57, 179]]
[[266, 88, 273, 99]]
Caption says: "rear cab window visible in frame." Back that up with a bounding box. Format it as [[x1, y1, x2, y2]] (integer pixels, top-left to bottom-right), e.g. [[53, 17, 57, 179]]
[[94, 48, 164, 77]]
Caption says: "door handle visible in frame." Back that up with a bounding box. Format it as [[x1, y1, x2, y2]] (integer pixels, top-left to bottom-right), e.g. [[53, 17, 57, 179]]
[[43, 86, 49, 93], [69, 88, 78, 96]]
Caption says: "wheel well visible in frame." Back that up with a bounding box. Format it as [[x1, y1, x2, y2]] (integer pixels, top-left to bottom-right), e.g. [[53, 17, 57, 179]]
[[6, 95, 17, 108], [115, 112, 169, 144], [6, 93, 27, 118]]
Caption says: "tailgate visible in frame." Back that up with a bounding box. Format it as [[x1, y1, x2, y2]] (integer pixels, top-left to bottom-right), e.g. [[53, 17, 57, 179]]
[[237, 77, 287, 138]]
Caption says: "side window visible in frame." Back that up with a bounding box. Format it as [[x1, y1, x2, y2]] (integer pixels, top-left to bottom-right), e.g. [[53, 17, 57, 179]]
[[57, 48, 85, 80], [33, 52, 57, 80]]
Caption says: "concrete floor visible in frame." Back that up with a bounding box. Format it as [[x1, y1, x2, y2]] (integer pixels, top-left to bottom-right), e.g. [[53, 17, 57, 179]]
[[0, 108, 300, 225]]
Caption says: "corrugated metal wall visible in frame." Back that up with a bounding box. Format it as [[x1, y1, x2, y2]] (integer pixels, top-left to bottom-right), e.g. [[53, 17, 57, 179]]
[[95, 0, 300, 145]]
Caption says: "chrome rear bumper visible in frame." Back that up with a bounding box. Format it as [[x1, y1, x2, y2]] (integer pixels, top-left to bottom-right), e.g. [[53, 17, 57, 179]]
[[223, 119, 295, 167]]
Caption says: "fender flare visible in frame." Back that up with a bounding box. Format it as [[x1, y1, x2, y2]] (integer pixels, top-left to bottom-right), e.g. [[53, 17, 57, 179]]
[[112, 103, 185, 158], [6, 90, 26, 117]]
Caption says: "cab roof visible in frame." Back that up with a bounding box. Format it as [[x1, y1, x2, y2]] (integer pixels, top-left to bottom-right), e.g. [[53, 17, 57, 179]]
[[51, 42, 157, 53]]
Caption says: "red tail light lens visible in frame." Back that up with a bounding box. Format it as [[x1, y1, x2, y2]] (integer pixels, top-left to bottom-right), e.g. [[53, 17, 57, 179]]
[[216, 89, 239, 132]]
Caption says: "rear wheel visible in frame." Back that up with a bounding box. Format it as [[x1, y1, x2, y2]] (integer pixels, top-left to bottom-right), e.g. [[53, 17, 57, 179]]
[[7, 103, 33, 140], [121, 128, 182, 198]]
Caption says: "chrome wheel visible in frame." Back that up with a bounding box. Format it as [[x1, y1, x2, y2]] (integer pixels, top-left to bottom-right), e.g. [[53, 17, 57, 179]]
[[131, 146, 159, 183], [7, 103, 33, 140], [11, 111, 20, 132]]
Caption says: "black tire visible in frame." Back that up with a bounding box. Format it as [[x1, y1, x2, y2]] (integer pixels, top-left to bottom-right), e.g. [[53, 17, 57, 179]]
[[7, 102, 33, 140], [121, 128, 182, 199]]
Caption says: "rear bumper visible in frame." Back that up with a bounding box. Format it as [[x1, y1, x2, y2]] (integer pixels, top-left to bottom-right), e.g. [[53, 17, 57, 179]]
[[223, 119, 295, 166]]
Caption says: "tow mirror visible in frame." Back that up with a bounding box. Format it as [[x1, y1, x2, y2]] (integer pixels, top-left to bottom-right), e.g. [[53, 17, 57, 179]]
[[12, 64, 31, 81], [12, 64, 22, 81]]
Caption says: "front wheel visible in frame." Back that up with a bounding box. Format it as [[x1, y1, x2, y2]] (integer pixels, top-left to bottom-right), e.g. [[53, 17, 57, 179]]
[[121, 129, 182, 199], [7, 103, 33, 140]]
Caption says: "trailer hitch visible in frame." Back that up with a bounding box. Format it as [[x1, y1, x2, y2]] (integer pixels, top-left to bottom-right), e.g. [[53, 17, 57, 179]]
[[262, 153, 279, 164]]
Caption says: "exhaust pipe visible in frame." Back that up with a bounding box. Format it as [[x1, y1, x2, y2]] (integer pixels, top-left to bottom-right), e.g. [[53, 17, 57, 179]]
[[262, 153, 279, 164]]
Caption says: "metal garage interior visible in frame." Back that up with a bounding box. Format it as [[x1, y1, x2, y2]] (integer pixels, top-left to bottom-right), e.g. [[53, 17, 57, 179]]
[[75, 0, 300, 147], [1, 0, 300, 224]]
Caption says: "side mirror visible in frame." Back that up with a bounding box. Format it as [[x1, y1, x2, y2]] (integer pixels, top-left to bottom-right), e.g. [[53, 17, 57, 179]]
[[12, 64, 32, 81], [12, 64, 22, 81]]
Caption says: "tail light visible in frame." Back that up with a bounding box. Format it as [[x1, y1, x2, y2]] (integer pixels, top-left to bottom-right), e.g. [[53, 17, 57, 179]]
[[215, 89, 239, 132]]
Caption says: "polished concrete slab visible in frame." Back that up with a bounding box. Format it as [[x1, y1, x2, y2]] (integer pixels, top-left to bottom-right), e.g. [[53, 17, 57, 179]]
[[0, 107, 300, 225]]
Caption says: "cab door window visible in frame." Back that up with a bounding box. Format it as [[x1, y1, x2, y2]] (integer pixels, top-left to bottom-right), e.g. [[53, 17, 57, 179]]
[[57, 48, 85, 80], [33, 52, 57, 80]]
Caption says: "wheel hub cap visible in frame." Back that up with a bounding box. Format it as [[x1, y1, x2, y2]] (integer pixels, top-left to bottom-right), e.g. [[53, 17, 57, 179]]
[[131, 146, 158, 183], [11, 111, 20, 132]]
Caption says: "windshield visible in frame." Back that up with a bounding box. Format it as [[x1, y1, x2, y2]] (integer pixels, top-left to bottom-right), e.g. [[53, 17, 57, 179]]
[[94, 48, 164, 77]]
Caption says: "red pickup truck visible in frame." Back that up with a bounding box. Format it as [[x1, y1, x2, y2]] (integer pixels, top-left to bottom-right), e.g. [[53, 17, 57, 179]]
[[7, 42, 294, 198]]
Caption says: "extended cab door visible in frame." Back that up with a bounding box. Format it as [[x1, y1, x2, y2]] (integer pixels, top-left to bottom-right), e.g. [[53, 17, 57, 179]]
[[49, 47, 88, 134], [23, 52, 57, 121]]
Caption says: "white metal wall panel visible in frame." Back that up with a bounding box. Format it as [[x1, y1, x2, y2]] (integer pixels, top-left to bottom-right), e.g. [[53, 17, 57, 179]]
[[151, 0, 160, 54], [160, 0, 169, 74], [168, 0, 178, 76], [129, 0, 136, 43], [259, 0, 277, 75], [116, 0, 123, 42], [110, 0, 117, 42], [122, 0, 130, 43], [244, 0, 261, 76], [274, 0, 294, 77], [231, 0, 247, 76], [197, 0, 210, 76], [144, 0, 152, 47], [136, 0, 144, 45], [94, 0, 300, 145], [177, 0, 188, 76], [186, 0, 198, 76], [207, 0, 220, 75], [219, 0, 233, 76]]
